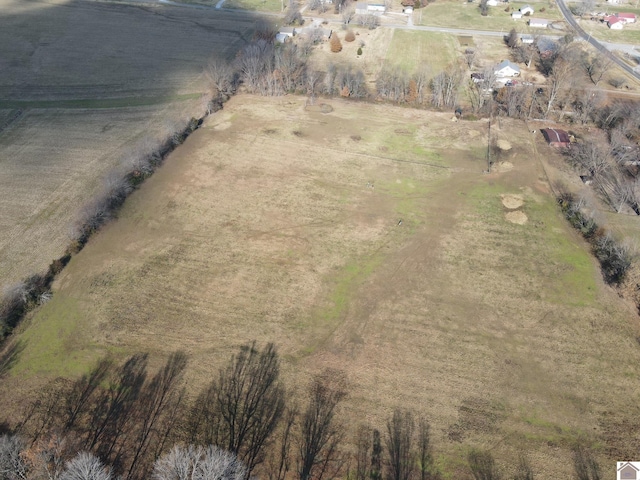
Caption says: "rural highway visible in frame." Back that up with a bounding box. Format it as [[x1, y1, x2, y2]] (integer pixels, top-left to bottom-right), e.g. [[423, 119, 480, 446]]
[[554, 0, 640, 81]]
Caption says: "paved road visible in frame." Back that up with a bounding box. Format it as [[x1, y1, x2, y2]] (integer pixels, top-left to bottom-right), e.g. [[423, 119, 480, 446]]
[[554, 0, 640, 81]]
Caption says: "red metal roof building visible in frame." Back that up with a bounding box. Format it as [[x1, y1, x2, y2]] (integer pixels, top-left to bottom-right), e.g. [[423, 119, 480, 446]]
[[541, 128, 570, 147]]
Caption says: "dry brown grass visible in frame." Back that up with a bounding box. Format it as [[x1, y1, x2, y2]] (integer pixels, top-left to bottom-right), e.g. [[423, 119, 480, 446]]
[[4, 96, 640, 478]]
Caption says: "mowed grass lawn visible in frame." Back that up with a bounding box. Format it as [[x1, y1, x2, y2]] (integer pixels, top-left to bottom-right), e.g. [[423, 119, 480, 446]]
[[385, 30, 459, 74], [418, 0, 564, 31], [4, 96, 640, 478]]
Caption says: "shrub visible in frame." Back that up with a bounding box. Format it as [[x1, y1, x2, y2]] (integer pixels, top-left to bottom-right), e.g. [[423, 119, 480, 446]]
[[330, 33, 343, 52], [345, 30, 356, 42], [594, 233, 632, 285], [559, 193, 632, 285], [357, 47, 363, 55], [610, 77, 626, 89]]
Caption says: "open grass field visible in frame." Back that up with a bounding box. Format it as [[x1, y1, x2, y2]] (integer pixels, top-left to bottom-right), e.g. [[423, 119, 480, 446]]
[[417, 0, 565, 31], [384, 30, 459, 74], [4, 95, 640, 478], [0, 0, 259, 285], [580, 17, 640, 43]]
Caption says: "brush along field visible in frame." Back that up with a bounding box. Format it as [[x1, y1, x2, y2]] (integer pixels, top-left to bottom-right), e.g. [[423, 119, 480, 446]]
[[0, 0, 258, 285], [4, 95, 640, 477]]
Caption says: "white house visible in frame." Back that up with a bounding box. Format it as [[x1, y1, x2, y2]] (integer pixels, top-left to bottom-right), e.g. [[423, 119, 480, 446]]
[[606, 0, 620, 4], [367, 3, 386, 12], [528, 17, 549, 27], [355, 1, 367, 14], [511, 11, 523, 19], [403, 5, 413, 13], [616, 12, 637, 22], [520, 34, 534, 44], [607, 16, 624, 28], [519, 4, 534, 15], [494, 59, 521, 77], [487, 0, 499, 6], [278, 26, 296, 37]]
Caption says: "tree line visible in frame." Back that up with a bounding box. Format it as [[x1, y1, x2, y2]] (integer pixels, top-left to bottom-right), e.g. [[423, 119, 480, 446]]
[[0, 342, 605, 480]]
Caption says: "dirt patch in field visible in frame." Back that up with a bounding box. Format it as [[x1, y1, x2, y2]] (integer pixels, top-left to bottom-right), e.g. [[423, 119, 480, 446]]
[[501, 193, 524, 209], [505, 210, 528, 224], [497, 139, 512, 151]]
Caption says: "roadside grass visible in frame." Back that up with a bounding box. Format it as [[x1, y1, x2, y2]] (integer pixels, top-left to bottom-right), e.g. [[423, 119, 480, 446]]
[[384, 30, 459, 75], [418, 0, 564, 31]]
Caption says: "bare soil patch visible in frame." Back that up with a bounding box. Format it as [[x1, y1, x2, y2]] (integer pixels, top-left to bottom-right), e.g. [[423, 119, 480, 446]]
[[501, 193, 524, 209], [505, 210, 528, 224]]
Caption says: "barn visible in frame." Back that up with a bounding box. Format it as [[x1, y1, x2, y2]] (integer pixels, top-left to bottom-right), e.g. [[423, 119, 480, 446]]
[[541, 128, 570, 148]]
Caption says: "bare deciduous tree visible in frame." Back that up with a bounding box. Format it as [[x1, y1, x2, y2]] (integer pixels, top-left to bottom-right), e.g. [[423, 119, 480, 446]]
[[544, 58, 575, 118], [298, 370, 347, 480], [370, 430, 382, 480], [417, 418, 435, 480], [354, 425, 371, 480], [468, 449, 500, 480], [431, 66, 464, 109], [0, 435, 28, 480], [572, 446, 601, 480], [505, 28, 518, 48], [513, 455, 534, 480], [385, 409, 415, 480], [580, 53, 611, 86], [60, 452, 112, 480], [153, 445, 246, 480], [187, 343, 285, 477]]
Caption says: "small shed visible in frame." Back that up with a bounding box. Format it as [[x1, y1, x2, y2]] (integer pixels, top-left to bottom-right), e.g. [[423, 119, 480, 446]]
[[403, 5, 413, 13], [520, 4, 534, 14], [494, 59, 521, 77], [471, 72, 485, 83], [541, 128, 570, 147], [487, 0, 499, 6], [511, 11, 523, 19], [529, 17, 549, 28]]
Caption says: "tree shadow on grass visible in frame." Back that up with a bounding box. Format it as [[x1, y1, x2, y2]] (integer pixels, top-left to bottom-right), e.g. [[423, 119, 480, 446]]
[[0, 340, 25, 379]]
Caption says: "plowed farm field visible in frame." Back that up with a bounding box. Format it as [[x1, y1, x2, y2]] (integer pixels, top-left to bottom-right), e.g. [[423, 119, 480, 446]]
[[0, 0, 257, 285]]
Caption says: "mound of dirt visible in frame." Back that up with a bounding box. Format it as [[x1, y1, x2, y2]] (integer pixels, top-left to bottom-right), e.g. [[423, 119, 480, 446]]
[[305, 103, 334, 114], [501, 194, 524, 210], [505, 210, 528, 224], [497, 139, 512, 151]]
